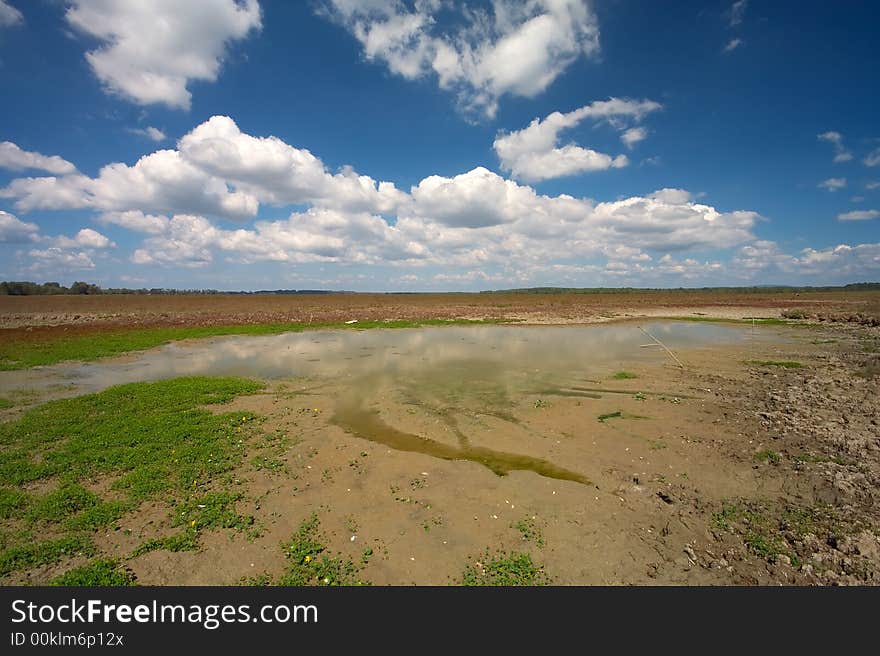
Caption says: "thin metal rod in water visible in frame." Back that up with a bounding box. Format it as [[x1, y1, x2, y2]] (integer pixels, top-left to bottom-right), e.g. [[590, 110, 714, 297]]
[[638, 326, 685, 368]]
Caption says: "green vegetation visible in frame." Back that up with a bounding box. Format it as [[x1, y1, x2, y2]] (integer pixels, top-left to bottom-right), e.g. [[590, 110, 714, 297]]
[[755, 450, 781, 465], [0, 488, 27, 519], [746, 360, 804, 368], [0, 318, 502, 371], [0, 536, 95, 576], [461, 551, 549, 586], [612, 372, 638, 379], [26, 483, 99, 524], [50, 559, 137, 586], [0, 281, 102, 296], [171, 492, 254, 532], [711, 500, 844, 567], [711, 501, 792, 562], [512, 518, 544, 548], [250, 514, 367, 586], [0, 389, 42, 409], [0, 377, 263, 579], [794, 453, 849, 466]]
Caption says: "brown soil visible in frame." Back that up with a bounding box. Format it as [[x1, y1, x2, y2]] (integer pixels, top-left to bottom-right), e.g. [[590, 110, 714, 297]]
[[1, 290, 878, 332]]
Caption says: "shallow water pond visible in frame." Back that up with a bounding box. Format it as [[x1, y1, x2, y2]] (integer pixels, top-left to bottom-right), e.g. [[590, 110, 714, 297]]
[[0, 321, 783, 484]]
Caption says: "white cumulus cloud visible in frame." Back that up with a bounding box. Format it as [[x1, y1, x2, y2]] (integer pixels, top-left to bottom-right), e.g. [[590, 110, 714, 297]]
[[493, 98, 660, 182], [178, 115, 407, 214], [49, 228, 115, 250], [321, 0, 600, 117], [97, 211, 170, 235], [837, 209, 879, 221], [65, 0, 262, 109], [0, 141, 77, 175], [0, 210, 39, 243], [621, 127, 647, 148], [2, 115, 769, 278], [723, 38, 742, 53], [128, 126, 168, 142], [817, 131, 853, 163], [27, 248, 95, 271], [818, 177, 846, 191]]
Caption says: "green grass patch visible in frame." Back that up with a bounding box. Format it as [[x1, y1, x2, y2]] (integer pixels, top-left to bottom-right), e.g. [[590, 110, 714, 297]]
[[64, 501, 131, 532], [0, 376, 263, 577], [0, 319, 502, 371], [0, 377, 262, 490], [746, 360, 804, 368], [794, 453, 848, 466], [0, 487, 28, 519], [711, 502, 740, 531], [254, 514, 367, 586], [755, 450, 781, 465], [711, 501, 792, 562], [0, 535, 95, 576], [611, 372, 638, 380], [0, 390, 41, 409], [512, 518, 544, 548], [710, 500, 845, 567], [50, 559, 137, 586], [170, 492, 254, 532], [27, 483, 99, 524], [461, 551, 549, 586]]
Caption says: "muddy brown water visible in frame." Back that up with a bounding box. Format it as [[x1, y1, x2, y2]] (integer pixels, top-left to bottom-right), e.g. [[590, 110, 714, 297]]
[[0, 322, 787, 486]]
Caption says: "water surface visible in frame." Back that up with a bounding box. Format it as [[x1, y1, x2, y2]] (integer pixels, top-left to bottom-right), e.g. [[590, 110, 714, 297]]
[[0, 321, 781, 485]]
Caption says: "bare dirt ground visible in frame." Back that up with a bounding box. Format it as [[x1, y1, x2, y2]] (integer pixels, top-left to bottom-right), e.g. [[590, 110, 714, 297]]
[[1, 290, 879, 331], [2, 291, 879, 585]]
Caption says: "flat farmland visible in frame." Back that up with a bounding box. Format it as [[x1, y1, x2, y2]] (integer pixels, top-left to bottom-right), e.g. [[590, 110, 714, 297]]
[[2, 289, 878, 331]]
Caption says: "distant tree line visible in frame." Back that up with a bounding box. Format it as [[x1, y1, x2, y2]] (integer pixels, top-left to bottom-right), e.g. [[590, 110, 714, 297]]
[[0, 282, 352, 296], [0, 281, 223, 296]]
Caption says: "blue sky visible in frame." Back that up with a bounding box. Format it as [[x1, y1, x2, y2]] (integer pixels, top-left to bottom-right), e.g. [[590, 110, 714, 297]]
[[0, 0, 878, 291]]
